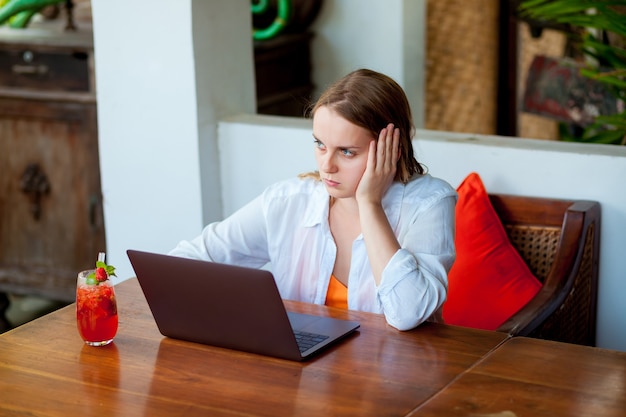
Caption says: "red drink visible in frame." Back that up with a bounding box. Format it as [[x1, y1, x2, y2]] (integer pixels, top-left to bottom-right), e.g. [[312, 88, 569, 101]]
[[76, 270, 118, 346]]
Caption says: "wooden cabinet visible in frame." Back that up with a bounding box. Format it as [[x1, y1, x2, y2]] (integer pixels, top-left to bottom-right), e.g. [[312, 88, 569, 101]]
[[254, 32, 314, 117], [0, 23, 105, 328], [252, 0, 321, 117]]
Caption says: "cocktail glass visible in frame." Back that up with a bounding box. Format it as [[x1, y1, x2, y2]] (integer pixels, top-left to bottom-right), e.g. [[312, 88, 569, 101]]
[[76, 269, 118, 346]]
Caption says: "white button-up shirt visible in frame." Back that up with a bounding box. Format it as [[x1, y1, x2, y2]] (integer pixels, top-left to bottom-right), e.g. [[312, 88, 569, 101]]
[[169, 174, 457, 330]]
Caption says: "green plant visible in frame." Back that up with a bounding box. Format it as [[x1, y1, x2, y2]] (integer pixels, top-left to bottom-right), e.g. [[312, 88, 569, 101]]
[[0, 0, 63, 28], [519, 0, 626, 145]]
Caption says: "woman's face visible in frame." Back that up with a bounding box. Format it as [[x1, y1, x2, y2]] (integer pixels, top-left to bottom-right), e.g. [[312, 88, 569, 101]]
[[312, 106, 375, 199]]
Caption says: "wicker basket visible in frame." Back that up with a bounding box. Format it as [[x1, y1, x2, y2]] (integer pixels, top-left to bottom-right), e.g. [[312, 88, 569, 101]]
[[425, 0, 566, 139]]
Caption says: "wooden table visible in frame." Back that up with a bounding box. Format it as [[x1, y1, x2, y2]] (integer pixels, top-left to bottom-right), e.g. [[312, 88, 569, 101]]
[[0, 278, 508, 416], [412, 336, 626, 417]]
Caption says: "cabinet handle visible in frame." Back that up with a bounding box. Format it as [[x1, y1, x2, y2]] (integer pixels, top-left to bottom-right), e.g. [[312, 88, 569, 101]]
[[20, 163, 50, 221], [12, 64, 49, 75]]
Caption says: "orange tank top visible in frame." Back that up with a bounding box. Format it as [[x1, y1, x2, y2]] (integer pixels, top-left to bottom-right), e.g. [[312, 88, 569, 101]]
[[324, 275, 348, 309]]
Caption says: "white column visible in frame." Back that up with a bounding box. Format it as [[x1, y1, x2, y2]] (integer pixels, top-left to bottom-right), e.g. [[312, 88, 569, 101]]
[[310, 0, 426, 127], [91, 0, 255, 280]]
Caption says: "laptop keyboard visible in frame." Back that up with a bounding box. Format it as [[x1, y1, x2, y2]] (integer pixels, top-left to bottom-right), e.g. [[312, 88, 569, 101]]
[[294, 330, 329, 353]]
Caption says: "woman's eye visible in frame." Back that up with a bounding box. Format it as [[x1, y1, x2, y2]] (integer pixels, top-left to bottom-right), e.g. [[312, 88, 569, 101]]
[[341, 149, 355, 157], [314, 139, 325, 149]]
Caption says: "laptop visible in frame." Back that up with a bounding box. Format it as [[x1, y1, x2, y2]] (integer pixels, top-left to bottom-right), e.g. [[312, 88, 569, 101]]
[[127, 250, 360, 361]]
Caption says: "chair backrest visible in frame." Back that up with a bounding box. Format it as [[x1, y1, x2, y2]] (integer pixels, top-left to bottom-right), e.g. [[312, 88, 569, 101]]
[[490, 195, 568, 283], [489, 194, 601, 346]]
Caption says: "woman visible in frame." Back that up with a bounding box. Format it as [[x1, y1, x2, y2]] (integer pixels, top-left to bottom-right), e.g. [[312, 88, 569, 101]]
[[169, 68, 457, 330]]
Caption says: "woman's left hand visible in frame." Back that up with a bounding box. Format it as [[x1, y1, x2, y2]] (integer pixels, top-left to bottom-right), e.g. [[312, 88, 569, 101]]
[[355, 123, 400, 205]]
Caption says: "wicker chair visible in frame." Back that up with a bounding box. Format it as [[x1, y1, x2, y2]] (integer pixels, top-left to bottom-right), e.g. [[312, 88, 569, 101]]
[[489, 194, 601, 346]]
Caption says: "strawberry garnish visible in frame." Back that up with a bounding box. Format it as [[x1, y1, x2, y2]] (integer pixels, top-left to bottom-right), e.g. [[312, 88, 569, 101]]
[[86, 253, 117, 285], [95, 267, 108, 282]]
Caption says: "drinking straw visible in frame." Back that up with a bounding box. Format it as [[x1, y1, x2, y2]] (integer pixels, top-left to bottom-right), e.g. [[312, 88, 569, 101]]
[[98, 252, 105, 263]]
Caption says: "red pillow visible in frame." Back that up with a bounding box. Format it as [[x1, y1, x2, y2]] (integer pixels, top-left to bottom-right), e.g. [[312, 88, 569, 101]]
[[443, 172, 542, 331]]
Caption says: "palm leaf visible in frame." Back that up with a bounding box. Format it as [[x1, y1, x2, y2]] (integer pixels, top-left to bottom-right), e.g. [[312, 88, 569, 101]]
[[520, 0, 626, 145], [520, 0, 626, 35], [583, 128, 626, 145]]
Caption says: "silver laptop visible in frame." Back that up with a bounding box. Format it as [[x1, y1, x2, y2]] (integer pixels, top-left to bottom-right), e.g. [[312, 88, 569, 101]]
[[127, 250, 360, 361]]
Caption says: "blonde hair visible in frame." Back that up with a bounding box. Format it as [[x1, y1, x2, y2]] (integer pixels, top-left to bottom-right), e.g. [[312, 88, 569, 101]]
[[301, 68, 425, 183]]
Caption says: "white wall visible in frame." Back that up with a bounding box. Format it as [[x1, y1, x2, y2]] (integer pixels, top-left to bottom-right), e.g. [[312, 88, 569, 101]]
[[310, 0, 426, 126], [92, 0, 626, 351]]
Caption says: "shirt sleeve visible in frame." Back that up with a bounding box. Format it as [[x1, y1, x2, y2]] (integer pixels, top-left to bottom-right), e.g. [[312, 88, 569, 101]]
[[377, 193, 456, 330], [168, 193, 271, 268]]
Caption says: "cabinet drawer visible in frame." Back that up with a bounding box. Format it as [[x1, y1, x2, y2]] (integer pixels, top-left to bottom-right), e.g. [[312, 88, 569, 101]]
[[0, 48, 90, 92]]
